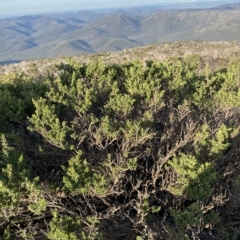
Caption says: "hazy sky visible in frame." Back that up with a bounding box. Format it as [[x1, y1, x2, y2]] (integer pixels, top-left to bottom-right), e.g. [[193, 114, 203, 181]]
[[0, 0, 235, 17]]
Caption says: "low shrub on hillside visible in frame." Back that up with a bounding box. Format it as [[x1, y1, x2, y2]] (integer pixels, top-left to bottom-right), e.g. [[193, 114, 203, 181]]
[[0, 59, 240, 239]]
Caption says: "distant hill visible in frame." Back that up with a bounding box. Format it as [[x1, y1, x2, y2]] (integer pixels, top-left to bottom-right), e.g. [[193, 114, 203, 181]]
[[1, 1, 240, 62], [212, 2, 240, 9], [138, 10, 240, 43], [45, 11, 105, 22]]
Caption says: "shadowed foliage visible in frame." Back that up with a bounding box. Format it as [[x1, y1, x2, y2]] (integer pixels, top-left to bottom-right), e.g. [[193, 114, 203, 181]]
[[0, 58, 240, 239]]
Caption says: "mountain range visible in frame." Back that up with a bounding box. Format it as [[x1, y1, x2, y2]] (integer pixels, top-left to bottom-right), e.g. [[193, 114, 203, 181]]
[[1, 1, 240, 63]]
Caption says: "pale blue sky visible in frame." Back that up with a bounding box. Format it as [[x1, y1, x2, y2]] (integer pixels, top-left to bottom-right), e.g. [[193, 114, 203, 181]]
[[0, 0, 236, 17]]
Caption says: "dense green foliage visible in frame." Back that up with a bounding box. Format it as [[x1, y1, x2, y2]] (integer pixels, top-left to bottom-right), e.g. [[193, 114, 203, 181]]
[[0, 58, 240, 239]]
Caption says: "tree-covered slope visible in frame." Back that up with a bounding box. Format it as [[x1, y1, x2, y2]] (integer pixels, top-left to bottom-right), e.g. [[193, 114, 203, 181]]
[[2, 5, 240, 62], [0, 58, 240, 239]]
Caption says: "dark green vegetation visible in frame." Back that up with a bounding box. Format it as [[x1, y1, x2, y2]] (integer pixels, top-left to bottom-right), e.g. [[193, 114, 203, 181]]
[[1, 1, 240, 62], [0, 55, 240, 239]]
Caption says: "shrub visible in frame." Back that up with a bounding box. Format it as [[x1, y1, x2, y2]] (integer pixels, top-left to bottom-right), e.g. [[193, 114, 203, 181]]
[[0, 59, 240, 239]]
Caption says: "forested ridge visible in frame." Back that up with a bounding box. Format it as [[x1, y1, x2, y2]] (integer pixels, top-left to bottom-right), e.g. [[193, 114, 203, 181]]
[[2, 1, 240, 62], [0, 56, 240, 239]]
